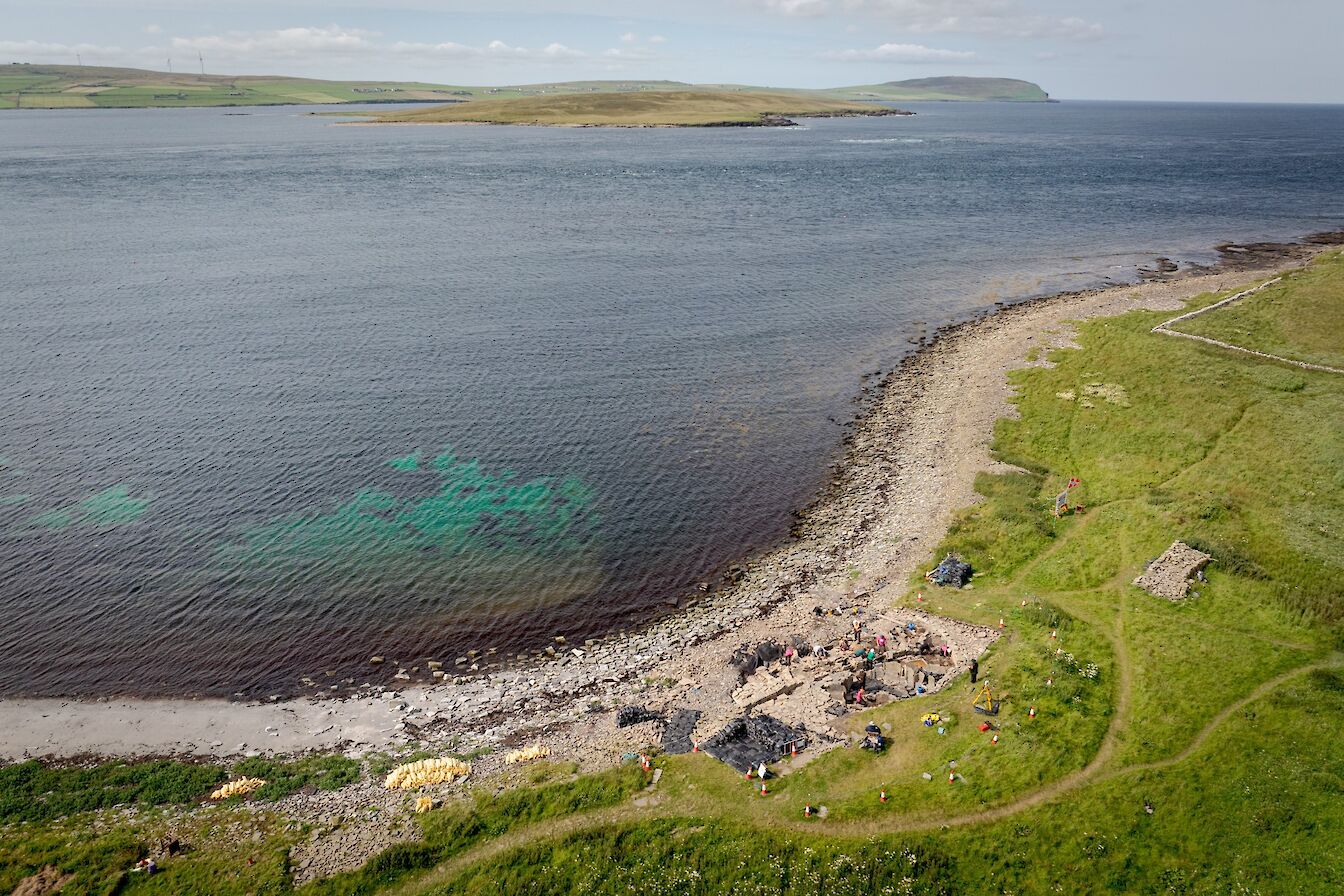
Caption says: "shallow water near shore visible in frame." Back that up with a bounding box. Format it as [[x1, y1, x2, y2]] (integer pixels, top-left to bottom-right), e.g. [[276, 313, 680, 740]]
[[2, 100, 1342, 697]]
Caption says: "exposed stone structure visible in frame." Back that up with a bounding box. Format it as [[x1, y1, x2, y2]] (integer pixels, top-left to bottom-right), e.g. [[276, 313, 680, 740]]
[[1134, 541, 1211, 600]]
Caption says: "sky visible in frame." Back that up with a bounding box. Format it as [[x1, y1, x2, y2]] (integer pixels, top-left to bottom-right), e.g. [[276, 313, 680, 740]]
[[2, 1, 1340, 103]]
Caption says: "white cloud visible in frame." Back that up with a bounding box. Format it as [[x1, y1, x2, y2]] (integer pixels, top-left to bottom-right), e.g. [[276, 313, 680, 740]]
[[539, 42, 583, 59], [144, 24, 162, 35], [602, 45, 657, 60], [753, 0, 1105, 40], [171, 26, 377, 60], [823, 42, 977, 62], [647, 35, 667, 44], [0, 39, 125, 59], [387, 38, 585, 62], [757, 0, 833, 13], [620, 31, 638, 43], [0, 26, 601, 73], [159, 26, 592, 67]]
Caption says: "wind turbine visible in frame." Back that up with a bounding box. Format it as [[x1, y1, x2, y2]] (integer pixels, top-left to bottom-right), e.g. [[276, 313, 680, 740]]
[[199, 52, 205, 76]]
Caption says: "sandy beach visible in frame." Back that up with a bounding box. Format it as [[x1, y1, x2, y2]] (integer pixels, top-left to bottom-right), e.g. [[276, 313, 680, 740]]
[[2, 237, 1334, 765]]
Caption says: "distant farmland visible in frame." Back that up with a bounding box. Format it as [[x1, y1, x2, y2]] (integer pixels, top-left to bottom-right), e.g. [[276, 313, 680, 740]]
[[0, 64, 1049, 110]]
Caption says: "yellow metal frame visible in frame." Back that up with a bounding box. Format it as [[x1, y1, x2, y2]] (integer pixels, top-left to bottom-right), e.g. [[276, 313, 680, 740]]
[[973, 681, 1000, 715]]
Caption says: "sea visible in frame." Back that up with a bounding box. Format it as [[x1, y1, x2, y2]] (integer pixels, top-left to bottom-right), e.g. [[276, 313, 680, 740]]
[[2, 99, 1341, 697]]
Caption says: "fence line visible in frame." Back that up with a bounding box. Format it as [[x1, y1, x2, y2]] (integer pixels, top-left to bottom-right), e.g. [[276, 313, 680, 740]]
[[1151, 276, 1344, 374]]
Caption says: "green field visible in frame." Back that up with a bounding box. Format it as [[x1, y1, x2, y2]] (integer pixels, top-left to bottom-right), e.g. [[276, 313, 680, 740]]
[[0, 64, 1048, 110], [366, 90, 894, 127], [3, 252, 1340, 895], [0, 64, 482, 110]]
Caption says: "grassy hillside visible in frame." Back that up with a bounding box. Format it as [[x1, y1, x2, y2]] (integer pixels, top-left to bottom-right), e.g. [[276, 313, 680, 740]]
[[0, 63, 1047, 110], [366, 90, 899, 127]]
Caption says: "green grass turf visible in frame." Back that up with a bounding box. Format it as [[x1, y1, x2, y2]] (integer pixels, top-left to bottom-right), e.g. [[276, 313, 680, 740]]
[[0, 754, 360, 825], [1167, 251, 1344, 370]]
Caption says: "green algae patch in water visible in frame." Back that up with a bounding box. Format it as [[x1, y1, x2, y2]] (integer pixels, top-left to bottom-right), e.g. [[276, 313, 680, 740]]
[[386, 451, 422, 472], [0, 494, 31, 507], [79, 486, 153, 525], [28, 485, 152, 530], [215, 450, 600, 574]]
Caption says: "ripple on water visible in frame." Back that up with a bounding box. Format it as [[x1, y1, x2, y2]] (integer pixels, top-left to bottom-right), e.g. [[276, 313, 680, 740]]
[[1, 101, 1342, 695]]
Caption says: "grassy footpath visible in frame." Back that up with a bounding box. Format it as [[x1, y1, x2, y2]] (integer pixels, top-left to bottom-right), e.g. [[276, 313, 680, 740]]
[[3, 252, 1339, 894]]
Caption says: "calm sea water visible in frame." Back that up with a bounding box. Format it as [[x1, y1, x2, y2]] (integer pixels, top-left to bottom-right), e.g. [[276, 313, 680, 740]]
[[2, 101, 1341, 697]]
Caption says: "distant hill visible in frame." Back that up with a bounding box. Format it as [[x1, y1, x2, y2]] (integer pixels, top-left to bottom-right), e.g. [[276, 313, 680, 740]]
[[823, 77, 1050, 102], [0, 63, 1048, 110]]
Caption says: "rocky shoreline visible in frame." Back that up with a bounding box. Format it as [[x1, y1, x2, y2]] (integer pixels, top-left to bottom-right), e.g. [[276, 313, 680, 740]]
[[3, 233, 1339, 770]]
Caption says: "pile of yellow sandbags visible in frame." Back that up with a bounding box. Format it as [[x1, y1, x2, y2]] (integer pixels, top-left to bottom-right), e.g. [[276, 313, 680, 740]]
[[414, 796, 434, 813], [210, 777, 266, 800], [383, 757, 471, 790], [505, 744, 550, 764]]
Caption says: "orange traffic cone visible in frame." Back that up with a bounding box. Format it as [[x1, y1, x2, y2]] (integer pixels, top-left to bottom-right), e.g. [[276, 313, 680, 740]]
[[999, 618, 1005, 628], [948, 771, 956, 784], [1029, 705, 1036, 718], [745, 768, 753, 779], [1050, 630, 1057, 640], [791, 741, 798, 758], [692, 740, 700, 753], [804, 804, 814, 817], [760, 782, 768, 796], [880, 789, 887, 803], [991, 734, 999, 745]]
